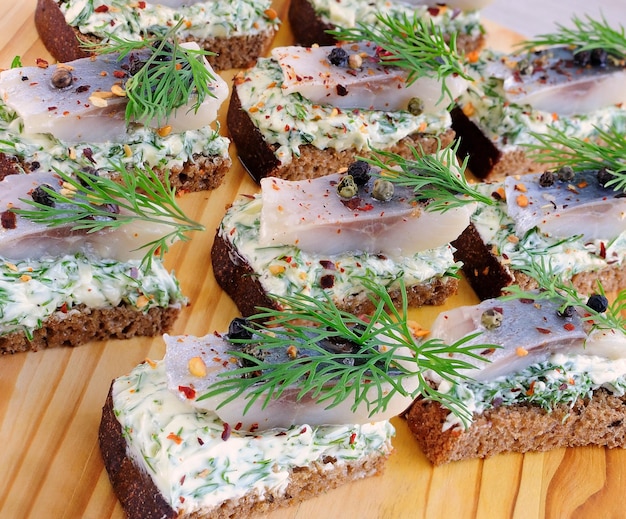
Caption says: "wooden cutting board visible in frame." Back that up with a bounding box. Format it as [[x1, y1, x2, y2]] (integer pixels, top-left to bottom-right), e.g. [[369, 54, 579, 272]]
[[0, 2, 622, 518]]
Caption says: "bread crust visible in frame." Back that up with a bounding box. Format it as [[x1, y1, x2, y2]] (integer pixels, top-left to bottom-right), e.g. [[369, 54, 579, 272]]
[[406, 389, 626, 465], [227, 84, 457, 183], [100, 384, 389, 519], [211, 230, 459, 317], [452, 223, 626, 300], [0, 304, 181, 354], [288, 0, 486, 54], [35, 0, 277, 70]]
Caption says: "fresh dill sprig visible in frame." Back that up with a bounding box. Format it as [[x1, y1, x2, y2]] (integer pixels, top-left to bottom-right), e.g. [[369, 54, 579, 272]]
[[12, 163, 204, 268], [500, 254, 626, 334], [516, 14, 626, 57], [522, 124, 626, 190], [82, 20, 217, 126], [328, 12, 471, 102], [200, 277, 494, 424], [361, 141, 494, 212]]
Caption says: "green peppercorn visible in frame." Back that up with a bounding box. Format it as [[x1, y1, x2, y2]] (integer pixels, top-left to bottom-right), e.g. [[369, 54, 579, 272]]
[[337, 175, 358, 198], [481, 308, 503, 330], [372, 178, 394, 201], [407, 97, 424, 116]]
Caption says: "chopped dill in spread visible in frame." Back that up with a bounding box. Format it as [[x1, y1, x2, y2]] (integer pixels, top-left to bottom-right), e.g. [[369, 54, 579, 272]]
[[0, 254, 185, 338], [0, 102, 229, 178], [219, 195, 459, 304]]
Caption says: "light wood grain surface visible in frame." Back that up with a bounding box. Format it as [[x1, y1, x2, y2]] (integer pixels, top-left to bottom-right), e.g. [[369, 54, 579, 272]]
[[1, 2, 625, 519]]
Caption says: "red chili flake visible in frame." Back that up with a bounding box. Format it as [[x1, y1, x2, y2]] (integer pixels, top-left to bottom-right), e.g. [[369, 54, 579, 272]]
[[275, 431, 287, 436], [558, 383, 568, 390], [563, 323, 575, 331], [47, 106, 57, 111], [300, 426, 308, 434], [336, 84, 348, 96], [427, 6, 440, 16], [178, 385, 196, 399], [82, 147, 95, 164], [75, 85, 89, 93], [536, 327, 552, 334], [179, 497, 185, 503], [320, 274, 335, 289], [234, 422, 243, 431], [249, 423, 259, 433], [357, 203, 374, 211], [59, 302, 68, 313], [138, 0, 146, 7], [197, 437, 204, 445], [526, 380, 536, 396], [221, 422, 231, 441], [599, 241, 607, 259], [520, 298, 535, 304], [1, 210, 17, 230], [36, 58, 49, 69], [180, 475, 186, 485], [95, 5, 109, 12], [113, 70, 126, 79], [167, 432, 183, 444], [319, 260, 335, 270], [349, 433, 357, 445]]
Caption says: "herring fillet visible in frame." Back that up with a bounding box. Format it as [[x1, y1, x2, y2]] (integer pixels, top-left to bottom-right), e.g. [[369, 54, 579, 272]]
[[504, 170, 626, 241], [272, 43, 468, 114], [164, 330, 419, 430], [487, 46, 626, 116], [0, 43, 228, 144], [258, 173, 474, 257], [0, 171, 172, 262]]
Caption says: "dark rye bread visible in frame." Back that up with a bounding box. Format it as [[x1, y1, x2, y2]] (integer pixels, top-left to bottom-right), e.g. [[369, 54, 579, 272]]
[[1, 304, 181, 355], [450, 106, 546, 180], [406, 389, 626, 465], [34, 0, 277, 70], [227, 85, 456, 183], [288, 0, 486, 54], [99, 385, 389, 519], [211, 230, 459, 317], [451, 223, 626, 300]]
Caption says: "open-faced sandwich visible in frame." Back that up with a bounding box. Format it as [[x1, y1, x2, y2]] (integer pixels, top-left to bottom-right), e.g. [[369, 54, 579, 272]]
[[99, 279, 487, 518], [212, 146, 491, 316], [452, 127, 626, 299], [227, 14, 470, 182], [289, 0, 490, 53], [35, 0, 280, 70], [0, 27, 230, 192], [405, 282, 626, 464], [451, 14, 626, 180], [0, 163, 200, 354]]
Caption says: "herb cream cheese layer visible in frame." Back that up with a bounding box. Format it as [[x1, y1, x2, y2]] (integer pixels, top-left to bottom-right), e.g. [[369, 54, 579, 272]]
[[0, 254, 185, 339], [0, 103, 229, 178], [58, 0, 278, 41], [442, 354, 626, 431], [460, 50, 626, 152], [308, 0, 483, 37], [471, 188, 626, 279], [236, 58, 452, 166], [113, 360, 394, 515], [219, 195, 459, 303]]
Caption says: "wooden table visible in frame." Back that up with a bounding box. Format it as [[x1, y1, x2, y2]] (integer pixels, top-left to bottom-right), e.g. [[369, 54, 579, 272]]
[[0, 2, 623, 518]]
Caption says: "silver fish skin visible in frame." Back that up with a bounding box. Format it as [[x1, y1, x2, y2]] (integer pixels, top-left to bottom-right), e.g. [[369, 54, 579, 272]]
[[487, 46, 626, 116], [427, 297, 591, 381], [0, 43, 228, 144], [259, 172, 475, 257], [0, 171, 172, 262], [271, 43, 468, 114], [504, 170, 626, 241], [164, 329, 419, 431]]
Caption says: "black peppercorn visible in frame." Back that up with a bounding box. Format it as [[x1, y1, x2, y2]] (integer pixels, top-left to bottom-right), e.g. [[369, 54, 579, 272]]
[[573, 49, 591, 67], [538, 170, 556, 187], [587, 294, 609, 313], [227, 317, 254, 340], [347, 160, 371, 186], [597, 167, 614, 187], [327, 47, 349, 67], [31, 184, 56, 207], [557, 165, 575, 182], [591, 48, 608, 67], [557, 305, 575, 318], [50, 68, 73, 89]]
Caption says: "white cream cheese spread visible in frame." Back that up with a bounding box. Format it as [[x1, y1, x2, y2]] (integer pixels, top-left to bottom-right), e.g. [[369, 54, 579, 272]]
[[0, 254, 185, 338], [113, 359, 394, 515], [57, 0, 279, 41], [218, 194, 460, 304], [459, 49, 626, 152], [235, 58, 452, 166]]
